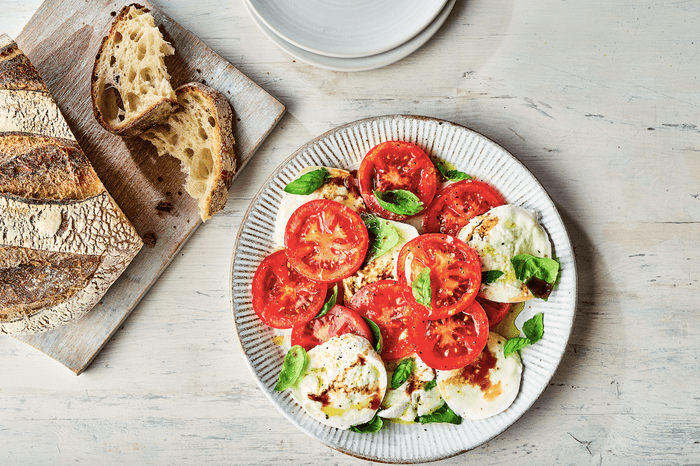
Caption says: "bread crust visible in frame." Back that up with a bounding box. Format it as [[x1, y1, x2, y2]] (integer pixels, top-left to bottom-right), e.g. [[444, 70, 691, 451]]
[[0, 35, 143, 334], [90, 3, 178, 136]]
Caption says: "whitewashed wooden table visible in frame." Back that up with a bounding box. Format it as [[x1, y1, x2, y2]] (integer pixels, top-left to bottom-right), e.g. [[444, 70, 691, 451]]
[[1, 1, 699, 464]]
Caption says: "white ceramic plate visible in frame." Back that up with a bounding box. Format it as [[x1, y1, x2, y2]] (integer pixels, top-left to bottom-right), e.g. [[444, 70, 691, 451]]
[[230, 115, 577, 463], [246, 0, 448, 58], [243, 0, 456, 72]]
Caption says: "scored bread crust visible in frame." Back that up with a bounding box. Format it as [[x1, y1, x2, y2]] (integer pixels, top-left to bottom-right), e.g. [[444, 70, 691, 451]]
[[0, 35, 143, 334], [140, 82, 236, 221], [91, 3, 177, 136]]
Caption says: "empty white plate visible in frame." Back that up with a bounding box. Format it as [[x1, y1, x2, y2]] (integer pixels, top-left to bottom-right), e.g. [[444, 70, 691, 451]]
[[247, 0, 448, 58], [243, 0, 456, 72]]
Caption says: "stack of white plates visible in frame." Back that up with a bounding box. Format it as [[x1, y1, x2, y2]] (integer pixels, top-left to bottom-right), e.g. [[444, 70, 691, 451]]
[[242, 0, 456, 72]]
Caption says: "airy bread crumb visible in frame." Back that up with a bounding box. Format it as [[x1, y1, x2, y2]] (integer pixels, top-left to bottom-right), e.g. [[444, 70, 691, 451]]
[[91, 3, 177, 136], [140, 82, 236, 221]]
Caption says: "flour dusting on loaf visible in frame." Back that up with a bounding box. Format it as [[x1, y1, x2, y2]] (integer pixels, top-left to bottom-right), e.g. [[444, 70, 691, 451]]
[[0, 34, 143, 334]]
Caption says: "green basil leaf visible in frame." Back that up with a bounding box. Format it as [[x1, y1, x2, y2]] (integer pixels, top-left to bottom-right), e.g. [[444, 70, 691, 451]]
[[349, 413, 384, 433], [416, 402, 462, 425], [362, 213, 401, 261], [522, 312, 544, 345], [446, 169, 472, 181], [503, 337, 530, 358], [391, 358, 415, 389], [362, 316, 383, 355], [315, 284, 337, 319], [373, 189, 423, 216], [433, 158, 472, 182], [412, 267, 432, 308], [274, 346, 308, 391], [424, 379, 437, 391], [511, 254, 560, 284], [481, 270, 504, 285], [284, 168, 330, 195]]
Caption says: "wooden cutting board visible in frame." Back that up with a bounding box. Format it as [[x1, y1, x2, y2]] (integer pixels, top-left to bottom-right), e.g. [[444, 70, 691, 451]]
[[9, 0, 285, 374]]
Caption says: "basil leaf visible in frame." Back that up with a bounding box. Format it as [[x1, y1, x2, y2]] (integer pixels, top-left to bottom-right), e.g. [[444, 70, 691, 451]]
[[511, 254, 560, 284], [315, 283, 337, 319], [503, 337, 530, 358], [424, 379, 437, 391], [504, 313, 545, 357], [373, 189, 423, 216], [391, 358, 415, 389], [284, 168, 329, 195], [433, 158, 472, 182], [274, 346, 308, 391], [481, 270, 504, 285], [412, 267, 432, 308], [416, 402, 462, 425], [362, 213, 401, 261], [522, 312, 544, 344], [349, 413, 383, 433], [362, 316, 383, 354]]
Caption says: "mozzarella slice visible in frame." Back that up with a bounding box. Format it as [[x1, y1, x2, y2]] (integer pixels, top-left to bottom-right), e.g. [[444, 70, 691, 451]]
[[437, 332, 522, 421], [273, 167, 365, 248], [378, 354, 443, 422], [342, 220, 418, 302], [457, 204, 553, 302], [290, 333, 387, 430]]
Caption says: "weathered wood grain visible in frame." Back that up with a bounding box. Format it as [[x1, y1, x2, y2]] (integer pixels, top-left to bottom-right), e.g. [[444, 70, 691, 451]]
[[1, 0, 700, 465], [8, 0, 284, 374]]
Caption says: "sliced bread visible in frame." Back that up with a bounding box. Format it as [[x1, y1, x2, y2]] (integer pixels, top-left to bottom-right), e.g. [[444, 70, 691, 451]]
[[91, 3, 177, 136], [140, 82, 236, 221]]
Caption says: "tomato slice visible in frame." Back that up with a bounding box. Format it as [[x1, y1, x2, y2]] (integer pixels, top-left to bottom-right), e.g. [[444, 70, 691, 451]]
[[347, 280, 415, 361], [291, 305, 373, 351], [285, 199, 369, 282], [410, 300, 489, 371], [251, 249, 326, 329], [422, 180, 506, 236], [475, 296, 511, 328], [358, 141, 437, 221], [397, 233, 481, 320]]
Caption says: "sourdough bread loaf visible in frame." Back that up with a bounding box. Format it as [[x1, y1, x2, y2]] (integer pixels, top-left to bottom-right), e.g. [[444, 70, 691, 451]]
[[91, 3, 177, 136], [0, 34, 143, 334], [140, 82, 236, 221]]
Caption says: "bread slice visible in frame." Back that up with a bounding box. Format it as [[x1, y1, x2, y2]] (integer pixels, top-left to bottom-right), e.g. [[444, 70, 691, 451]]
[[91, 3, 177, 136], [0, 35, 143, 334], [140, 82, 236, 221]]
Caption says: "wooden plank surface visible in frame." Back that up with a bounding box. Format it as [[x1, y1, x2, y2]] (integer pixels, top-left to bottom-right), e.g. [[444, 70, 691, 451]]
[[1, 0, 699, 465], [9, 0, 285, 374]]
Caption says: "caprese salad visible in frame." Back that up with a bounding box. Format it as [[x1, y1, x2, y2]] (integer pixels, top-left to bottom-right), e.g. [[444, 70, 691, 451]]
[[251, 140, 560, 432]]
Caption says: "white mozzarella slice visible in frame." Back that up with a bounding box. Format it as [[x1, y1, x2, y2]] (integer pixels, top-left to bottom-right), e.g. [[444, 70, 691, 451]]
[[437, 332, 522, 421], [290, 333, 387, 430], [342, 220, 418, 303], [273, 166, 365, 248], [457, 204, 553, 302], [378, 355, 443, 422]]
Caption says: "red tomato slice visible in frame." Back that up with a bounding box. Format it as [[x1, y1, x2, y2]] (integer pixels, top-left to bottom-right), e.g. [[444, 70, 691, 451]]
[[291, 305, 373, 351], [347, 280, 415, 361], [285, 199, 369, 282], [410, 300, 489, 371], [475, 296, 511, 328], [251, 249, 326, 329], [422, 180, 506, 236], [397, 233, 481, 320], [358, 141, 437, 221]]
